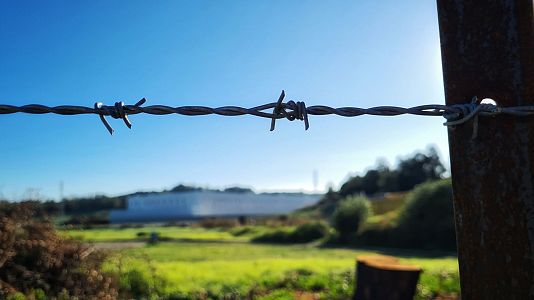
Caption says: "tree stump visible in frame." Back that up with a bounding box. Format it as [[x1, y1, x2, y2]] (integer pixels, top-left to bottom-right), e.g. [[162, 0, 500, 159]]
[[354, 255, 421, 300]]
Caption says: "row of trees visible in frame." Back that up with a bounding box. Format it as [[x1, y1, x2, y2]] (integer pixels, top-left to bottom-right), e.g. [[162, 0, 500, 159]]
[[0, 195, 126, 218], [339, 147, 446, 196]]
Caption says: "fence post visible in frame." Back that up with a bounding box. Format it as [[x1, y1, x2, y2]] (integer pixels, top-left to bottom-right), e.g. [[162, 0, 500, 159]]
[[436, 1, 534, 298]]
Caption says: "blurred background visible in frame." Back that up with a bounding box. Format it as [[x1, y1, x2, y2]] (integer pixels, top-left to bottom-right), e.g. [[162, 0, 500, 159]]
[[0, 1, 458, 299]]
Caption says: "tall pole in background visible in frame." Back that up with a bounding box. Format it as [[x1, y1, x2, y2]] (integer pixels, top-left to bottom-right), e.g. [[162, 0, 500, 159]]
[[59, 180, 65, 215], [437, 1, 534, 298]]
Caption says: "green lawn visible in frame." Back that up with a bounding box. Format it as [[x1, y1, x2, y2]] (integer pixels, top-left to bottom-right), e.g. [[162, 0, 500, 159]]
[[66, 226, 460, 299], [115, 242, 458, 296], [62, 226, 253, 242]]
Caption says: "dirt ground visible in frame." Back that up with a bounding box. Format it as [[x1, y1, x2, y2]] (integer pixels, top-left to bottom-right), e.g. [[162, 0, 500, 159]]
[[90, 242, 145, 250]]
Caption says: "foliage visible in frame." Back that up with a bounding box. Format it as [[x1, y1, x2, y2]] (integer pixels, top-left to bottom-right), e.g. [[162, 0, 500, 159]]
[[291, 222, 329, 243], [252, 230, 292, 243], [252, 222, 328, 244], [366, 210, 401, 229], [396, 148, 446, 191], [339, 147, 446, 197], [299, 188, 342, 217], [123, 269, 153, 298], [350, 179, 456, 250], [396, 178, 456, 249], [119, 267, 167, 299], [0, 200, 61, 218], [0, 195, 126, 218], [369, 192, 407, 215], [63, 195, 126, 214], [62, 214, 109, 227], [331, 196, 372, 238], [229, 226, 260, 237], [0, 202, 118, 299]]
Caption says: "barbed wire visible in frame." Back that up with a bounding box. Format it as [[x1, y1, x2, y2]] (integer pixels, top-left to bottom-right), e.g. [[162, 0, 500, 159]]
[[1, 91, 533, 135]]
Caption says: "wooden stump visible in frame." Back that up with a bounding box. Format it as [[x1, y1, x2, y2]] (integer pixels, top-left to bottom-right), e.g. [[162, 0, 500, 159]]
[[354, 255, 421, 300]]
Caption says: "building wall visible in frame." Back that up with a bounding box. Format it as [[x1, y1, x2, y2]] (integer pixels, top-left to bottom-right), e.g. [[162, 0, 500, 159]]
[[110, 191, 320, 223]]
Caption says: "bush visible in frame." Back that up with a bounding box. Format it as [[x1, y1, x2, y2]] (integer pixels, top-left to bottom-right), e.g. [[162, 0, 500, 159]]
[[397, 179, 455, 249], [115, 265, 167, 299], [0, 202, 118, 299], [123, 269, 152, 298], [331, 196, 372, 239], [290, 222, 329, 243], [252, 222, 329, 244], [62, 214, 109, 228], [230, 226, 259, 237], [252, 230, 292, 243]]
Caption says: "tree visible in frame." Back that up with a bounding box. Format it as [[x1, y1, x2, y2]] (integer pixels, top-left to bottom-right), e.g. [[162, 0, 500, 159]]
[[396, 147, 446, 191], [339, 175, 364, 197], [339, 147, 446, 196]]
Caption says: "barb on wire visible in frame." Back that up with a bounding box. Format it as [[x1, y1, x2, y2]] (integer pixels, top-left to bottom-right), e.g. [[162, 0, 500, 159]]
[[1, 91, 533, 135], [94, 98, 147, 135], [270, 90, 285, 131], [269, 90, 309, 131]]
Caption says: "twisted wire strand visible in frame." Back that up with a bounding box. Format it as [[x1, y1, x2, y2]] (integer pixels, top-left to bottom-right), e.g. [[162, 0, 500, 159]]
[[0, 103, 458, 117], [0, 91, 531, 134]]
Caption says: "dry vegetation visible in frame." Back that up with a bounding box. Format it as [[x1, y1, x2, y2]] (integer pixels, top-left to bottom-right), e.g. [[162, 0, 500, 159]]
[[0, 202, 118, 299]]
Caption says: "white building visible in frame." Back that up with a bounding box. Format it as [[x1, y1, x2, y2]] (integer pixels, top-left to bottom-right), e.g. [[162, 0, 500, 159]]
[[110, 191, 320, 223]]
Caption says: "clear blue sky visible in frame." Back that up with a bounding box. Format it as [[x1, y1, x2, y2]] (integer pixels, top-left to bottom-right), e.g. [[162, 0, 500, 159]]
[[0, 0, 448, 200]]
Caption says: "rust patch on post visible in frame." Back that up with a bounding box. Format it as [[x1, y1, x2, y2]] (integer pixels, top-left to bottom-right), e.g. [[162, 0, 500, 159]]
[[437, 0, 534, 299]]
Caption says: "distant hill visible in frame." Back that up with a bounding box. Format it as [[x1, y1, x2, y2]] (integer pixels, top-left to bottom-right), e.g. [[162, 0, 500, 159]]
[[135, 184, 312, 197]]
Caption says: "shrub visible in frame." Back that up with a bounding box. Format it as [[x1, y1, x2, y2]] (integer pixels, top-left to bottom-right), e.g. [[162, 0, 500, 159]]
[[396, 178, 455, 249], [0, 202, 118, 299], [252, 230, 291, 243], [6, 293, 25, 300], [290, 222, 329, 243], [117, 262, 166, 299], [331, 196, 372, 239], [62, 214, 109, 227], [125, 269, 151, 298], [252, 222, 329, 244], [230, 226, 258, 237]]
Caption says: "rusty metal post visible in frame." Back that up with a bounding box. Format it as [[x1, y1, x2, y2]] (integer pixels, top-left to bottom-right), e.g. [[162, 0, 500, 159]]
[[437, 0, 534, 298]]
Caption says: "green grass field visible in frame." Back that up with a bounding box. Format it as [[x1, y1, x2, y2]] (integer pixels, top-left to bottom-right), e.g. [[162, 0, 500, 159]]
[[65, 226, 460, 299], [63, 226, 252, 242]]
